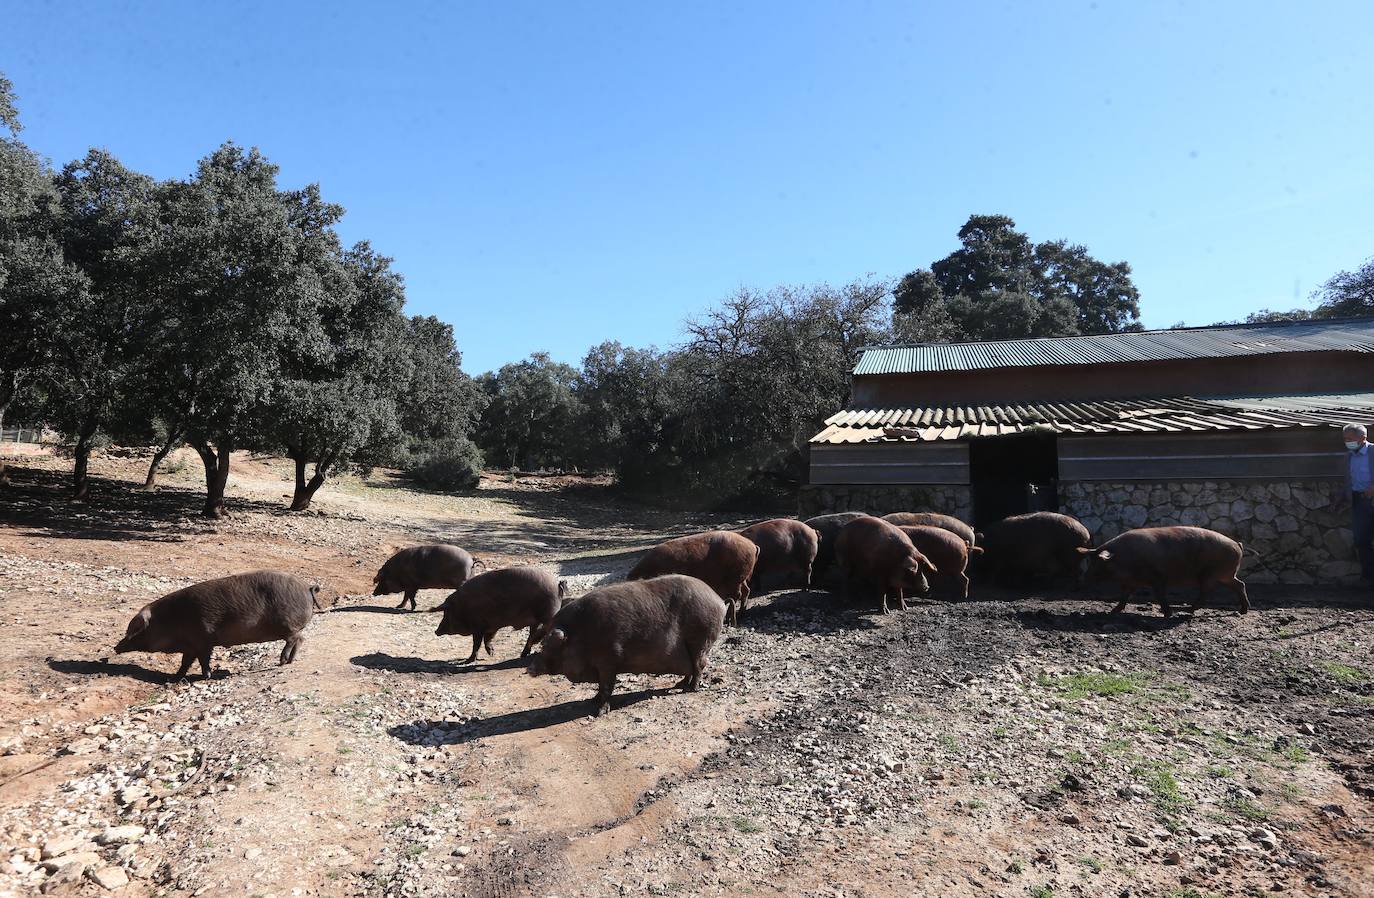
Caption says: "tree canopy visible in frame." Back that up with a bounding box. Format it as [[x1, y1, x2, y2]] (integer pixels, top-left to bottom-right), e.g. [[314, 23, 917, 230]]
[[892, 214, 1142, 343]]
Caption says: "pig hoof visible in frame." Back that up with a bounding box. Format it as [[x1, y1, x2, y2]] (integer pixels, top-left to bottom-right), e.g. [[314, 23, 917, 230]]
[[593, 702, 611, 717]]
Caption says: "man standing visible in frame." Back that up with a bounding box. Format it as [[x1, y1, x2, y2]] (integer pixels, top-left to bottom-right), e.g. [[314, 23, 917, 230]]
[[1344, 424, 1374, 583]]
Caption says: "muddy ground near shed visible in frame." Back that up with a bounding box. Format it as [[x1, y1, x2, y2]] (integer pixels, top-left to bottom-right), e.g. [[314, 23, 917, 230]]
[[1, 450, 1373, 898]]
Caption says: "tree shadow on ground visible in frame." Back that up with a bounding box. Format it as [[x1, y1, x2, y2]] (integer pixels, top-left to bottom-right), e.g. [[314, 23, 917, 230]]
[[351, 652, 527, 676], [47, 657, 176, 684], [1, 464, 295, 543], [388, 689, 668, 745]]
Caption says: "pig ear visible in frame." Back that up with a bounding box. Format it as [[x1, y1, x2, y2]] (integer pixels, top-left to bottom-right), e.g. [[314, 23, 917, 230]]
[[1097, 549, 1113, 561], [917, 553, 939, 575], [126, 608, 151, 637], [544, 628, 566, 649]]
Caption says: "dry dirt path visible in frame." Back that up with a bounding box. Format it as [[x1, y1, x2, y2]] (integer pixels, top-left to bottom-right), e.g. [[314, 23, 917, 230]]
[[2, 451, 1373, 898]]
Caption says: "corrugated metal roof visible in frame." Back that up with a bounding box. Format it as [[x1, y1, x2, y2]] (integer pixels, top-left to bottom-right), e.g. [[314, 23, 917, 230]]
[[853, 318, 1374, 375], [809, 392, 1374, 444]]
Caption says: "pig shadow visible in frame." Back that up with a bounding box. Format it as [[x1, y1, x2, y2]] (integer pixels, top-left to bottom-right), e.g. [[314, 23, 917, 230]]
[[327, 604, 430, 616], [738, 588, 880, 634], [1014, 606, 1203, 633], [47, 657, 184, 684], [389, 690, 668, 745], [350, 652, 527, 676]]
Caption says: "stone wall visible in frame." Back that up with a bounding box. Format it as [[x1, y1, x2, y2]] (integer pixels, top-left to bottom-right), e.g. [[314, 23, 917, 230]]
[[1058, 479, 1356, 585], [798, 484, 973, 520]]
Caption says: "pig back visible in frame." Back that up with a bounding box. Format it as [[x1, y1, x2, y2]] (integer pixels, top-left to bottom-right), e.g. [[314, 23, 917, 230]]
[[382, 545, 474, 589], [557, 576, 725, 678], [1100, 526, 1243, 583], [883, 512, 975, 546], [982, 512, 1090, 563], [740, 519, 819, 570], [898, 525, 968, 574], [836, 516, 919, 579], [164, 570, 316, 647], [627, 531, 756, 598], [454, 565, 562, 629]]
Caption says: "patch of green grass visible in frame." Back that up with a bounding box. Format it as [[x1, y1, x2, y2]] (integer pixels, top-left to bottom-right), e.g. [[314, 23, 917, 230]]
[[1163, 890, 1223, 898], [1223, 796, 1270, 821], [992, 726, 1009, 739], [1319, 661, 1369, 686], [1130, 760, 1190, 822], [965, 799, 986, 811], [1205, 764, 1233, 779], [1065, 749, 1088, 765], [1045, 671, 1147, 700], [1277, 782, 1304, 803], [405, 845, 425, 857], [1102, 737, 1134, 756], [1029, 885, 1054, 898], [940, 734, 962, 754], [1076, 855, 1104, 874], [1007, 859, 1025, 875], [1280, 742, 1310, 763], [336, 746, 352, 755], [731, 816, 763, 834]]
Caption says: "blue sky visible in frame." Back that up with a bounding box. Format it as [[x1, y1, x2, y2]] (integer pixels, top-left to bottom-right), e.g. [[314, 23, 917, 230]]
[[4, 1, 1372, 373]]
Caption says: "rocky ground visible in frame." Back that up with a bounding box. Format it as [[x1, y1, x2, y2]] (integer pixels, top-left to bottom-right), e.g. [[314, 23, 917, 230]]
[[1, 449, 1372, 898]]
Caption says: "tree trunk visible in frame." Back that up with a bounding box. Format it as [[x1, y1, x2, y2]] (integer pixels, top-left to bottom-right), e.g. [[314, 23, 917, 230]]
[[72, 417, 99, 501], [141, 429, 184, 491], [289, 450, 332, 511], [192, 439, 232, 518]]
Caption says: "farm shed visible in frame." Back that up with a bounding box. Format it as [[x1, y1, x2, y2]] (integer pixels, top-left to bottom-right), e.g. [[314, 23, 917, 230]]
[[803, 318, 1374, 584]]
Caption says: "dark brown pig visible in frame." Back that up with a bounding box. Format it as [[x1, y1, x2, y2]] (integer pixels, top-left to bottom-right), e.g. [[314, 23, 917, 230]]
[[804, 511, 870, 584], [435, 566, 567, 663], [527, 574, 726, 716], [114, 570, 317, 680], [1078, 526, 1250, 617], [834, 516, 935, 614], [977, 512, 1092, 585], [739, 518, 819, 592], [883, 512, 976, 547], [373, 544, 479, 611], [626, 531, 757, 625], [898, 525, 982, 600]]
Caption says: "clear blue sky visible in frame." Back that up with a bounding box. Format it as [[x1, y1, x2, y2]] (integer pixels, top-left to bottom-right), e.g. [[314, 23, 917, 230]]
[[4, 1, 1372, 373]]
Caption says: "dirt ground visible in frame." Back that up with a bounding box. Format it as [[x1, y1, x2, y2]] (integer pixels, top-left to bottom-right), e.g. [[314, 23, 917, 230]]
[[1, 448, 1372, 898]]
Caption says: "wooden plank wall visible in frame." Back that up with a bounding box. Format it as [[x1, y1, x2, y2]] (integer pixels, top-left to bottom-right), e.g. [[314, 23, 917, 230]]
[[1058, 429, 1344, 481], [809, 442, 970, 485]]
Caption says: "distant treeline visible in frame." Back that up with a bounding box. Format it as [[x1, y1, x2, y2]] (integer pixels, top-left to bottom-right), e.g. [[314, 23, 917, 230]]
[[6, 70, 1366, 512]]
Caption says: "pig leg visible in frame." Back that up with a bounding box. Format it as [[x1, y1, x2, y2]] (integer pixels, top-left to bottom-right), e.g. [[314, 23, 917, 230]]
[[593, 670, 617, 717], [1227, 576, 1250, 614], [280, 635, 303, 665], [737, 581, 751, 616], [173, 653, 196, 681], [520, 626, 542, 658], [725, 598, 738, 627], [463, 635, 481, 664], [396, 589, 416, 611], [956, 572, 970, 601], [1110, 583, 1131, 614], [879, 589, 891, 615], [1154, 581, 1172, 617], [674, 641, 702, 691], [895, 586, 909, 612], [483, 631, 497, 656], [1194, 578, 1211, 612], [197, 649, 213, 679]]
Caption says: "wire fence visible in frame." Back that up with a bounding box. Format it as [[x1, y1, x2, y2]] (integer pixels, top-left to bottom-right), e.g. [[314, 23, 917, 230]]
[[1, 427, 44, 445]]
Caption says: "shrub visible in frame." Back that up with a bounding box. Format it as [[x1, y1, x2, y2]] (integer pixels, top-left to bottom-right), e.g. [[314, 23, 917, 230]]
[[405, 436, 484, 491]]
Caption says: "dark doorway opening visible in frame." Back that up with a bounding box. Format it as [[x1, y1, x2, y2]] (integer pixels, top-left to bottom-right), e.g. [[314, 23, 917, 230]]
[[968, 433, 1059, 528]]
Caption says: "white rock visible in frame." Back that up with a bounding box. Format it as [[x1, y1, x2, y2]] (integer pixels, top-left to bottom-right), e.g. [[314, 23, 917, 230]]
[[96, 825, 146, 846], [89, 866, 130, 889], [40, 838, 84, 860]]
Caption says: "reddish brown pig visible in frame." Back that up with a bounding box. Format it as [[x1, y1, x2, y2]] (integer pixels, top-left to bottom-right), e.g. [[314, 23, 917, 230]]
[[373, 544, 480, 611], [977, 512, 1092, 585], [435, 566, 567, 663], [527, 574, 727, 716], [1079, 526, 1250, 617], [114, 570, 317, 680], [804, 512, 870, 584], [739, 518, 819, 592], [626, 531, 758, 625], [834, 516, 934, 614], [898, 525, 982, 600], [883, 512, 976, 547]]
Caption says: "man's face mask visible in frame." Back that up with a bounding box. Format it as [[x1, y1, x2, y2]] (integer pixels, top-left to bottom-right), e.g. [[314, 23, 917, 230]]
[[1347, 440, 1363, 451]]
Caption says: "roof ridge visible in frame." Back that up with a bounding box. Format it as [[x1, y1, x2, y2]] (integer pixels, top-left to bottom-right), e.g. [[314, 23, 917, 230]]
[[858, 315, 1374, 353]]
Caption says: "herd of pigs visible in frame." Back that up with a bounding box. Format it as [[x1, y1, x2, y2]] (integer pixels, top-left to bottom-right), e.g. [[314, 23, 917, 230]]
[[110, 511, 1251, 716]]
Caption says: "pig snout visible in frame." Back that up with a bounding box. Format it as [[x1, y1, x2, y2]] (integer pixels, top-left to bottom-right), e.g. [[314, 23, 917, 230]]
[[525, 651, 549, 677]]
